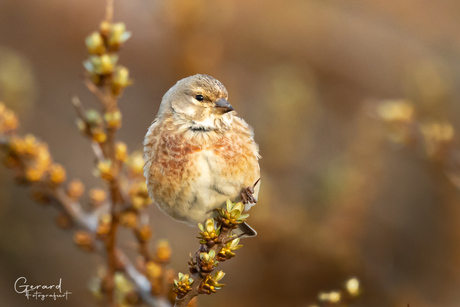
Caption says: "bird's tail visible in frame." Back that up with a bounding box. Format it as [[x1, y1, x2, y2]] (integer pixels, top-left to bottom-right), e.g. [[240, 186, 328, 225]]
[[236, 221, 257, 237]]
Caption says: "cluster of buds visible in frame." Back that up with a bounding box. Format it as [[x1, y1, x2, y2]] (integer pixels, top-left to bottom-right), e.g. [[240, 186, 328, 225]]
[[76, 109, 106, 143], [145, 261, 162, 280], [104, 110, 122, 129], [310, 277, 360, 307], [139, 240, 171, 294], [94, 160, 116, 181], [84, 21, 132, 95], [89, 187, 107, 207], [129, 181, 151, 210], [0, 102, 19, 133], [115, 141, 128, 162], [217, 237, 242, 261], [66, 179, 85, 201], [134, 224, 152, 242], [113, 272, 139, 305], [216, 200, 249, 229], [199, 271, 225, 295], [199, 250, 219, 275], [119, 211, 137, 229], [197, 219, 220, 247], [155, 239, 172, 264], [145, 260, 163, 294], [96, 214, 112, 238], [126, 151, 144, 177], [4, 133, 67, 186], [89, 269, 139, 305], [74, 230, 95, 252], [125, 151, 152, 210], [173, 273, 194, 298]]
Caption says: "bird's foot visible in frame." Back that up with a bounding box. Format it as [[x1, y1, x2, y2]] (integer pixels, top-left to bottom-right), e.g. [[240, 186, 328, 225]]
[[241, 186, 256, 204], [241, 178, 260, 204], [241, 178, 260, 205]]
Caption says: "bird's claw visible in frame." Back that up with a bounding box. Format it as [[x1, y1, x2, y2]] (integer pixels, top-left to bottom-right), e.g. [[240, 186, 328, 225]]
[[241, 186, 257, 204]]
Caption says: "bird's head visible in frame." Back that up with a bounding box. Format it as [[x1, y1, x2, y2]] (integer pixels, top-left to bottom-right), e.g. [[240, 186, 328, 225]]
[[159, 74, 234, 132]]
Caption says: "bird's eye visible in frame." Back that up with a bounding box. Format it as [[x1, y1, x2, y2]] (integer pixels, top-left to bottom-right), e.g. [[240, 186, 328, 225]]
[[195, 94, 204, 102]]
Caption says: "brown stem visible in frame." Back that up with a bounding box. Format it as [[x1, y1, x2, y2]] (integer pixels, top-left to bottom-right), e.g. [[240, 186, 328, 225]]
[[71, 96, 107, 162], [84, 79, 108, 105], [105, 195, 119, 304], [134, 228, 152, 262], [52, 188, 99, 231], [105, 0, 114, 23]]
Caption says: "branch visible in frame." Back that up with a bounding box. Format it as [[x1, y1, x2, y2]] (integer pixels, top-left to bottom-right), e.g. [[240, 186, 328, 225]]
[[174, 227, 232, 307], [174, 202, 250, 307], [117, 250, 171, 307], [105, 0, 114, 23], [52, 188, 99, 231]]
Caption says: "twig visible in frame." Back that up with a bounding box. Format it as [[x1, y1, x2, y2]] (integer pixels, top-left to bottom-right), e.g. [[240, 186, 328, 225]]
[[71, 96, 88, 122], [71, 96, 106, 163], [91, 142, 106, 163], [105, 0, 114, 23], [52, 188, 99, 231], [84, 79, 108, 105], [116, 251, 171, 307]]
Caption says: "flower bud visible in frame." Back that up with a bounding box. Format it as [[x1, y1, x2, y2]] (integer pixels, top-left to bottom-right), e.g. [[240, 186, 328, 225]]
[[90, 188, 106, 206], [155, 240, 171, 263], [119, 211, 137, 229], [111, 66, 132, 95], [84, 54, 118, 75], [85, 32, 106, 55], [99, 21, 111, 36], [67, 179, 85, 200], [74, 230, 94, 252], [26, 167, 44, 182], [49, 163, 66, 185], [104, 110, 122, 129], [108, 23, 132, 47], [115, 142, 128, 162], [94, 160, 115, 181]]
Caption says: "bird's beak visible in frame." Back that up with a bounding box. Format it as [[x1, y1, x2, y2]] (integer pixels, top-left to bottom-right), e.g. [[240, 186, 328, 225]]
[[214, 98, 234, 113]]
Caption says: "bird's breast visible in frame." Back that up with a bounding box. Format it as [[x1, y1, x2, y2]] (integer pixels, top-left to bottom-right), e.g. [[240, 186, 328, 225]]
[[144, 119, 259, 224]]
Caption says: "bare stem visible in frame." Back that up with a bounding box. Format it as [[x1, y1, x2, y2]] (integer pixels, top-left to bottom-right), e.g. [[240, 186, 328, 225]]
[[105, 0, 114, 23]]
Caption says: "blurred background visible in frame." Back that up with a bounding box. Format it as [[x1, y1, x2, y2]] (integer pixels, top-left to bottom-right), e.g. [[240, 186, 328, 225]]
[[2, 0, 460, 306]]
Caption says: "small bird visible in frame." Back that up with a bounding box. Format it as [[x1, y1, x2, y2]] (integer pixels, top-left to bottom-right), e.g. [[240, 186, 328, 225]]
[[143, 74, 260, 235]]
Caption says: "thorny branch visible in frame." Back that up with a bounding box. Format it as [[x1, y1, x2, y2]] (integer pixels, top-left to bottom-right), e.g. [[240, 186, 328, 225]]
[[0, 125, 170, 306], [173, 201, 250, 307], [174, 227, 232, 307], [0, 0, 173, 306]]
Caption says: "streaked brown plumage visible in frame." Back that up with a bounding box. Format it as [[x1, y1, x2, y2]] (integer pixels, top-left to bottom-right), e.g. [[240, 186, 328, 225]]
[[143, 74, 260, 230]]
